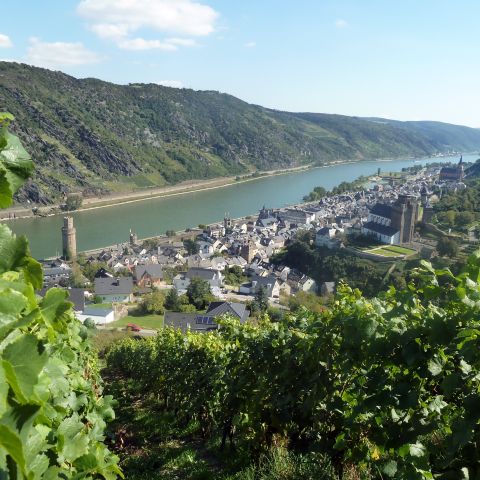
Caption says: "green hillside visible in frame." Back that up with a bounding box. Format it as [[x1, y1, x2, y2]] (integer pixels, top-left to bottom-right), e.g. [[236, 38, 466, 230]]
[[2, 61, 480, 204]]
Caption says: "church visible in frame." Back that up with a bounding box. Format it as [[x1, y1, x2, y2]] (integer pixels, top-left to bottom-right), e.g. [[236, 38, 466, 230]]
[[361, 194, 419, 245], [439, 156, 464, 182]]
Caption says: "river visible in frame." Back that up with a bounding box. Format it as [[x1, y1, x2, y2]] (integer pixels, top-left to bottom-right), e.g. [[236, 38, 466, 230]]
[[5, 154, 476, 259]]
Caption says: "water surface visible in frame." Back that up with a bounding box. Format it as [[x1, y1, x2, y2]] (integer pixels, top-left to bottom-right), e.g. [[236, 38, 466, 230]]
[[6, 155, 476, 259]]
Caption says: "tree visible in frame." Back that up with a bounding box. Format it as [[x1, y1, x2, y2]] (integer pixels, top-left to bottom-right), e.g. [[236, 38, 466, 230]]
[[166, 230, 176, 237], [251, 286, 269, 314], [455, 210, 475, 227], [65, 193, 83, 211], [224, 265, 246, 286], [165, 287, 181, 311], [140, 290, 165, 314], [142, 238, 158, 250], [81, 261, 111, 282], [437, 236, 459, 257], [70, 262, 86, 287], [187, 277, 212, 309], [184, 239, 200, 255]]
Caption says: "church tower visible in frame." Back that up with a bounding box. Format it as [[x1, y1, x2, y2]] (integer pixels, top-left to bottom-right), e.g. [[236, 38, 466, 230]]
[[62, 216, 77, 260], [224, 213, 232, 234], [391, 194, 418, 244]]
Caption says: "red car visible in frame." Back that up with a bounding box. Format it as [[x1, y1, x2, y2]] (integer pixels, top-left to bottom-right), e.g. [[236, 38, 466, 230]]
[[125, 323, 141, 332]]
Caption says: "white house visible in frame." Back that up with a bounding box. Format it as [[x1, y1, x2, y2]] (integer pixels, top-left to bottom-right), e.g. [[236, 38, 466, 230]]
[[77, 306, 115, 326], [315, 227, 342, 249], [94, 277, 134, 303], [239, 275, 280, 298], [173, 268, 223, 297]]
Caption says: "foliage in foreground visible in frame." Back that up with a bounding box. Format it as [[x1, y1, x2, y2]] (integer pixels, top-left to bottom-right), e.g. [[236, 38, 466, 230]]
[[0, 113, 121, 478], [108, 251, 480, 479]]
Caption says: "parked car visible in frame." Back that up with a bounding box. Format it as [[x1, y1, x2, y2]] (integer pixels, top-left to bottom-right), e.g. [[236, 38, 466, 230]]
[[125, 323, 141, 332]]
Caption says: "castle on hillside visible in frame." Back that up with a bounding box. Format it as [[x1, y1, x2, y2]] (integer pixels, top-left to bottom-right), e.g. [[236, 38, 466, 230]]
[[361, 194, 419, 245]]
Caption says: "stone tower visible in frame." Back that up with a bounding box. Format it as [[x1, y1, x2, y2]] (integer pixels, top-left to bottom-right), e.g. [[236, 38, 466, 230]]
[[391, 194, 418, 244], [62, 216, 76, 260], [240, 240, 258, 263], [224, 213, 232, 234], [129, 229, 138, 246]]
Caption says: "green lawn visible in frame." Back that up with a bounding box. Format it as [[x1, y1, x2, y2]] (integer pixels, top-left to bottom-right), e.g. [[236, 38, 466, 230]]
[[382, 245, 417, 255], [369, 248, 402, 257], [89, 303, 113, 309], [363, 245, 417, 258], [109, 314, 164, 330]]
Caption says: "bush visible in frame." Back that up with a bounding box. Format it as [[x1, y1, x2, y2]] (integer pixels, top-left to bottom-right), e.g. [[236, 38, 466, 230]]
[[64, 192, 83, 211], [83, 317, 97, 329], [140, 290, 165, 314]]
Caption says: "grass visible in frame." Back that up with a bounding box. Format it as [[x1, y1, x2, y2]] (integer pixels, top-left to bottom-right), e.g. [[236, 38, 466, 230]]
[[104, 372, 346, 480], [108, 314, 164, 330], [381, 245, 416, 255], [89, 302, 113, 309], [90, 329, 129, 357], [362, 245, 416, 258]]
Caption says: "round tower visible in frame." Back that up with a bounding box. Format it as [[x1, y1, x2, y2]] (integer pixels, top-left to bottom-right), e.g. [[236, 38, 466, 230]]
[[62, 216, 76, 260]]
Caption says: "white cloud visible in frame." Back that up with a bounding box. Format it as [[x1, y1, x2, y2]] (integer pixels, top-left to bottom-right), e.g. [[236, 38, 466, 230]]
[[90, 23, 130, 41], [25, 38, 101, 68], [119, 37, 177, 51], [0, 34, 12, 48], [244, 41, 256, 48], [156, 80, 183, 88], [165, 37, 196, 47], [335, 19, 348, 28], [78, 0, 218, 51]]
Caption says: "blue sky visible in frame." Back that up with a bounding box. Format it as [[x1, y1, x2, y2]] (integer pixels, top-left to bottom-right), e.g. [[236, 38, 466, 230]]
[[2, 1, 479, 127]]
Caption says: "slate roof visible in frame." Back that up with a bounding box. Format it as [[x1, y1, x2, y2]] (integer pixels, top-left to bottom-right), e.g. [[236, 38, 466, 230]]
[[43, 266, 71, 277], [164, 312, 198, 329], [369, 203, 393, 219], [440, 166, 462, 174], [39, 287, 85, 312], [243, 274, 278, 296], [362, 221, 399, 237], [83, 306, 114, 317], [185, 268, 217, 281], [205, 302, 249, 322], [134, 264, 164, 281], [94, 277, 133, 295], [94, 268, 114, 279]]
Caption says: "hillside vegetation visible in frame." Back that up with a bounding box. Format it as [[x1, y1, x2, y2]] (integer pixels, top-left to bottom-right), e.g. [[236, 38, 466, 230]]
[[2, 61, 480, 204], [107, 253, 480, 479]]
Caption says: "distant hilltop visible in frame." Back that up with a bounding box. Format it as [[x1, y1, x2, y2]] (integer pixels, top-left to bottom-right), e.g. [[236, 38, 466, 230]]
[[2, 61, 480, 205]]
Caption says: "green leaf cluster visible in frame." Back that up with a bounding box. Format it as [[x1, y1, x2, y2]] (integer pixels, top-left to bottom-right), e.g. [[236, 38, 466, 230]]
[[0, 115, 122, 478]]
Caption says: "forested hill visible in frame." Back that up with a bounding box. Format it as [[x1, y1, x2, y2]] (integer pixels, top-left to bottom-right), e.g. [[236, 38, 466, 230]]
[[2, 62, 480, 204]]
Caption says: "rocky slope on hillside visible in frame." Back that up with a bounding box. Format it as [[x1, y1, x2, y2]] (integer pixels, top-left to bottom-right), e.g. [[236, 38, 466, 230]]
[[2, 61, 480, 205]]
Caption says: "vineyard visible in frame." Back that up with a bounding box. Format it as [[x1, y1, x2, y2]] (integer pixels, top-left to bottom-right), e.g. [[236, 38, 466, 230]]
[[0, 113, 121, 478], [2, 108, 480, 479], [107, 254, 480, 479]]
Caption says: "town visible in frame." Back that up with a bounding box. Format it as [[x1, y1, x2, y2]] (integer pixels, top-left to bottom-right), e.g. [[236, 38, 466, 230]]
[[39, 157, 479, 335]]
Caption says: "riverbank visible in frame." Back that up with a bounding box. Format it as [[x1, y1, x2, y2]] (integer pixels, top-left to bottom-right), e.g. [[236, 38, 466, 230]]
[[2, 152, 467, 222], [0, 164, 314, 221], [8, 153, 475, 260]]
